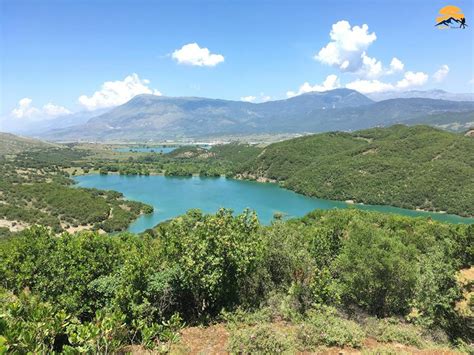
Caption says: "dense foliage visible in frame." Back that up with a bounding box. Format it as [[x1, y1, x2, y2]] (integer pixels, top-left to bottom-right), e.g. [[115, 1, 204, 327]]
[[238, 125, 474, 216], [1, 209, 472, 352], [0, 127, 472, 352], [0, 150, 152, 234], [95, 143, 262, 177], [90, 125, 474, 218]]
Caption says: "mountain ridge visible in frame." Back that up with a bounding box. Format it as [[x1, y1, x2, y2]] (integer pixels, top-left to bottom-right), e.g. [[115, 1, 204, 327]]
[[367, 89, 474, 102], [0, 132, 59, 155], [38, 89, 474, 141]]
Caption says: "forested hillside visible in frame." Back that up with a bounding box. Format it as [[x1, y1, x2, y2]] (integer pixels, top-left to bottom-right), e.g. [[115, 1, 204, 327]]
[[0, 146, 153, 236], [237, 125, 474, 216]]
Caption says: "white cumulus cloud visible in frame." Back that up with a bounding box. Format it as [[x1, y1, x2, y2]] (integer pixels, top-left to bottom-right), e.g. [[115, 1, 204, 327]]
[[287, 75, 340, 98], [78, 73, 161, 110], [11, 98, 40, 118], [433, 65, 449, 82], [315, 21, 377, 75], [361, 53, 383, 78], [396, 71, 429, 89], [11, 98, 71, 119], [389, 57, 404, 73], [241, 96, 257, 102], [315, 21, 412, 79], [172, 43, 224, 67], [240, 93, 271, 103], [345, 80, 394, 94], [345, 70, 429, 94], [42, 103, 72, 116]]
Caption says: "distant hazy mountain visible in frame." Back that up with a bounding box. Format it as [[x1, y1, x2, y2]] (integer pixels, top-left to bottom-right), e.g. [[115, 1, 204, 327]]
[[3, 109, 110, 136], [39, 89, 474, 141], [367, 90, 474, 102]]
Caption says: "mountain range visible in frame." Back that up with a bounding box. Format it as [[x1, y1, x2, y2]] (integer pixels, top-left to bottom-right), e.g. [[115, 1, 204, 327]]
[[33, 89, 474, 141], [367, 89, 474, 102], [1, 108, 109, 136]]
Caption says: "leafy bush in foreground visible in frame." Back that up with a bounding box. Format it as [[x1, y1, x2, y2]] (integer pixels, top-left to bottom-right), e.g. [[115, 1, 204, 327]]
[[0, 289, 68, 354], [0, 208, 471, 352], [64, 310, 128, 353], [157, 208, 263, 318]]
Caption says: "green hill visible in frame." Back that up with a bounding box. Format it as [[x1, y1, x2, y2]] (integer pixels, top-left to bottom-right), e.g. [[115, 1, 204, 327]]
[[237, 125, 474, 216], [0, 132, 57, 156]]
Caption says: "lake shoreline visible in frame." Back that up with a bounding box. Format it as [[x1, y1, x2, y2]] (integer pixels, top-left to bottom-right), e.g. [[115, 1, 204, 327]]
[[232, 174, 469, 218], [73, 174, 474, 233]]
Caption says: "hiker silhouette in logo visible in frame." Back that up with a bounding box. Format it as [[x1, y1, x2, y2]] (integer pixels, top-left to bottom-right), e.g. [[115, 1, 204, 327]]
[[460, 17, 467, 28]]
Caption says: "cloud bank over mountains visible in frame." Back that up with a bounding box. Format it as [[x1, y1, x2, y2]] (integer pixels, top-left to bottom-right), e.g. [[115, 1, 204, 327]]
[[287, 75, 340, 98], [287, 20, 451, 96], [11, 98, 71, 120], [78, 73, 162, 111]]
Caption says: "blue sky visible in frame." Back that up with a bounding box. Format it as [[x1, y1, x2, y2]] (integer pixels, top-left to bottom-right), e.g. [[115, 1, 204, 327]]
[[1, 0, 473, 121]]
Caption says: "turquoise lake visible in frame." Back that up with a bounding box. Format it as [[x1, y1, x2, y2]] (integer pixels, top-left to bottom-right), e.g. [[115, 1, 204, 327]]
[[114, 145, 212, 154], [74, 174, 474, 233], [114, 147, 177, 153]]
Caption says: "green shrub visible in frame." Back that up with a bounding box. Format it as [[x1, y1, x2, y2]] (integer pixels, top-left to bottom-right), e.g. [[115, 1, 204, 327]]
[[0, 336, 8, 355], [296, 307, 365, 349], [220, 307, 274, 330], [228, 324, 295, 354], [0, 207, 471, 351], [409, 248, 461, 330], [334, 220, 419, 316], [366, 318, 426, 347], [64, 310, 127, 353], [158, 208, 263, 317], [132, 313, 184, 350], [0, 228, 129, 318], [0, 289, 69, 353]]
